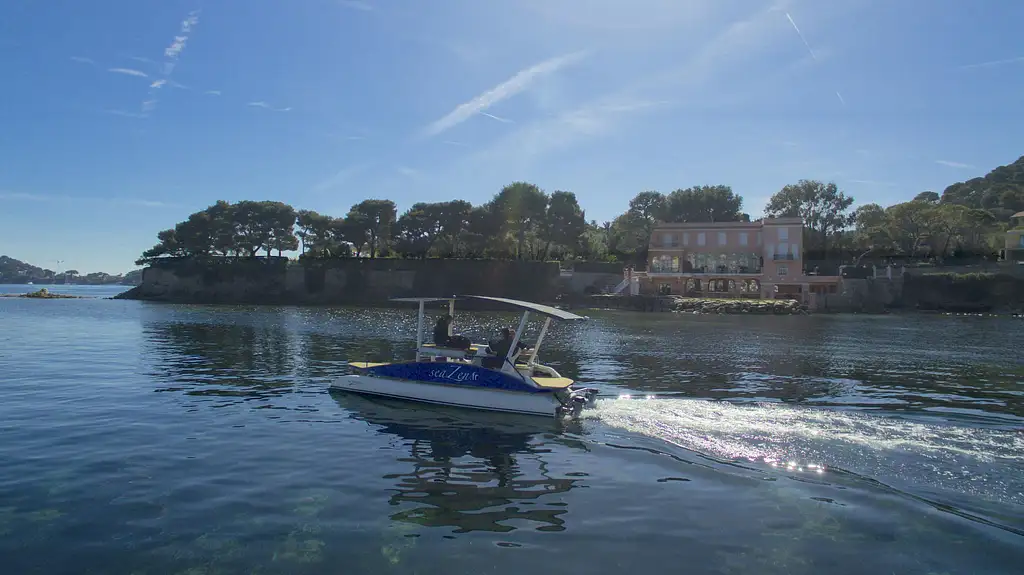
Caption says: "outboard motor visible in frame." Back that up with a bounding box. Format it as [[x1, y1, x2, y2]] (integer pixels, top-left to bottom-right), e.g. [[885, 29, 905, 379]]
[[563, 387, 600, 418]]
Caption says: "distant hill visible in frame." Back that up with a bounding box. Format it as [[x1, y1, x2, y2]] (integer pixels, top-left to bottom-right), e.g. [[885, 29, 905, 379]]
[[0, 255, 142, 285], [940, 155, 1024, 220]]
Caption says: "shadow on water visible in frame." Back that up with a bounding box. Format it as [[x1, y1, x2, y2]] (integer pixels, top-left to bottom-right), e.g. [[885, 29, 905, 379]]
[[330, 391, 587, 535]]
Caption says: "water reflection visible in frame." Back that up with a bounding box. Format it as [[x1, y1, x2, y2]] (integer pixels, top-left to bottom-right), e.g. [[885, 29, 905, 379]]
[[332, 392, 585, 534], [142, 316, 299, 399]]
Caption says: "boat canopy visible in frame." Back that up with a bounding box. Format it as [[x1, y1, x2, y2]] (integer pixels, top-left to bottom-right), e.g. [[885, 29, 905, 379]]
[[388, 295, 585, 321], [455, 295, 586, 321]]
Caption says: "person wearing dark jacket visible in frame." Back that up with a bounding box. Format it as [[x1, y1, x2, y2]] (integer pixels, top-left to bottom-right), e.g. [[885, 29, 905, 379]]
[[488, 327, 528, 359], [433, 314, 471, 350]]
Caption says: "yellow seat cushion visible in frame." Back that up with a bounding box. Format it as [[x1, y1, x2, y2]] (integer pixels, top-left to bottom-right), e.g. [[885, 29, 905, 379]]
[[532, 376, 574, 389], [348, 361, 391, 369]]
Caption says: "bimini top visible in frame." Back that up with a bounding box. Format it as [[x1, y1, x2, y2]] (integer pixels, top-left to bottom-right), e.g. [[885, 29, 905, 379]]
[[389, 297, 457, 303], [389, 295, 586, 321], [457, 295, 586, 321]]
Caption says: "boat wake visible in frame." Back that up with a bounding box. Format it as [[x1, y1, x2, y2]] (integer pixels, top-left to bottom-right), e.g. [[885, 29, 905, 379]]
[[585, 396, 1024, 517]]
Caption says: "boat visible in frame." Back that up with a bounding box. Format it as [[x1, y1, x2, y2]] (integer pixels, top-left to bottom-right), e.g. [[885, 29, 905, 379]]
[[330, 295, 599, 418]]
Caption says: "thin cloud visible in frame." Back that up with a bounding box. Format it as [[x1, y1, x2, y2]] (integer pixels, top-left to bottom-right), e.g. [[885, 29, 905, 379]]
[[835, 91, 846, 106], [397, 166, 421, 178], [70, 56, 95, 65], [338, 0, 372, 11], [204, 90, 222, 96], [141, 100, 158, 113], [455, 5, 792, 171], [935, 160, 975, 169], [130, 56, 158, 66], [108, 68, 148, 78], [784, 12, 816, 60], [311, 164, 367, 193], [479, 111, 513, 124], [144, 10, 200, 114], [959, 56, 1024, 69], [442, 140, 468, 147], [248, 101, 292, 112], [420, 50, 587, 138]]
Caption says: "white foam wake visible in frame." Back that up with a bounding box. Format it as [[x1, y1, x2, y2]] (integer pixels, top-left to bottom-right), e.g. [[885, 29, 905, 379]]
[[586, 396, 1024, 505]]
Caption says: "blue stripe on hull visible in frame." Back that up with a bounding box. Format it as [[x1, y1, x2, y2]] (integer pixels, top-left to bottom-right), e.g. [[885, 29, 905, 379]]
[[359, 361, 549, 394]]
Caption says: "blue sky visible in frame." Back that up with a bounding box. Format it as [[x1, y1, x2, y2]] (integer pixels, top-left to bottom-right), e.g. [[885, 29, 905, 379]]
[[1, 0, 1022, 274]]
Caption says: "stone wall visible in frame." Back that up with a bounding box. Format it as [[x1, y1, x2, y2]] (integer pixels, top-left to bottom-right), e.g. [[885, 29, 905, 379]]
[[123, 258, 562, 305], [899, 272, 1024, 312]]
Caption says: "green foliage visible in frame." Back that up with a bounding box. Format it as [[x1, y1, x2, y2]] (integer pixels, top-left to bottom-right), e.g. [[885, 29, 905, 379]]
[[765, 180, 855, 253], [663, 185, 744, 223], [940, 156, 1024, 219], [852, 198, 998, 257], [134, 156, 1024, 267]]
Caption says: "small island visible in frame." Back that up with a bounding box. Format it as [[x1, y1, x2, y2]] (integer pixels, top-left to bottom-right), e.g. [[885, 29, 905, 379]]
[[1, 288, 84, 299]]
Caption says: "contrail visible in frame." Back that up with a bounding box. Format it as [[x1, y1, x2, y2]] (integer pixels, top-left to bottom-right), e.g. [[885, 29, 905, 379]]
[[785, 12, 816, 60], [836, 91, 846, 106]]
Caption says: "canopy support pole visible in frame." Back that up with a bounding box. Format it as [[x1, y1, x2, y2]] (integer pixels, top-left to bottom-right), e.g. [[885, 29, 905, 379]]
[[416, 300, 424, 361], [448, 299, 455, 337], [527, 317, 550, 367], [504, 311, 530, 373]]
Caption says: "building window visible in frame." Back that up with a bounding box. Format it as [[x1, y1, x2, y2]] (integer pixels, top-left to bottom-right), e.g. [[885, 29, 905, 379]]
[[778, 264, 789, 276], [791, 242, 799, 258], [718, 232, 727, 246], [662, 233, 673, 247], [698, 232, 706, 246], [739, 232, 748, 246], [778, 227, 789, 242], [683, 232, 689, 246]]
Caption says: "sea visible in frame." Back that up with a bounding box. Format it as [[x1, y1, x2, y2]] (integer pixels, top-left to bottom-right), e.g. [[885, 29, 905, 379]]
[[1, 283, 1022, 574]]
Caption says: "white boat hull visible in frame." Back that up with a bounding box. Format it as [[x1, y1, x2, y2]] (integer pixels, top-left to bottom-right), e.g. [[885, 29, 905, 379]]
[[330, 374, 565, 417]]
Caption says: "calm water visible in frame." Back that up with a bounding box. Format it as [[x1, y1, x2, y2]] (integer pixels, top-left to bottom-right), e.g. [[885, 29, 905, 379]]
[[1, 290, 1023, 574]]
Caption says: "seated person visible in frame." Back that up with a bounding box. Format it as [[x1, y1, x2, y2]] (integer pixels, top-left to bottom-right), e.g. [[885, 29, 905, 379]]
[[432, 314, 471, 350], [481, 327, 529, 368]]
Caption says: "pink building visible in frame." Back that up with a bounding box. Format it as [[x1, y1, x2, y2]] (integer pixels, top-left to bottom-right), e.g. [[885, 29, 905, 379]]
[[640, 217, 840, 302]]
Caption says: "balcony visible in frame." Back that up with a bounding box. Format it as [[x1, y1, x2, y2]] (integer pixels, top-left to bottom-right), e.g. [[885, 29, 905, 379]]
[[773, 254, 796, 261]]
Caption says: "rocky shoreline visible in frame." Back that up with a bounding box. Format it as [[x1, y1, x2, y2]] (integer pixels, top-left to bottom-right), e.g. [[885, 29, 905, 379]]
[[665, 296, 808, 315]]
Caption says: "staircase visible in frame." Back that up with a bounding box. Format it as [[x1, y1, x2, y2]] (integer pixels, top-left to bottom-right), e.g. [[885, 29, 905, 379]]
[[609, 267, 641, 295]]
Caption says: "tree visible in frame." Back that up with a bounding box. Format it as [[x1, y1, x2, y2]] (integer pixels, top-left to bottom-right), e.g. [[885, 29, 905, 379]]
[[885, 200, 937, 255], [852, 203, 890, 250], [394, 205, 438, 259], [345, 199, 397, 258], [264, 202, 299, 256], [765, 180, 854, 255], [490, 182, 549, 259], [296, 209, 336, 255], [434, 200, 473, 257], [663, 185, 743, 223], [539, 191, 586, 259], [914, 191, 940, 203]]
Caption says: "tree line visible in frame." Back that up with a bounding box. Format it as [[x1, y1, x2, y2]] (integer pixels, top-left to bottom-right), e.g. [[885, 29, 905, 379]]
[[137, 156, 1024, 266]]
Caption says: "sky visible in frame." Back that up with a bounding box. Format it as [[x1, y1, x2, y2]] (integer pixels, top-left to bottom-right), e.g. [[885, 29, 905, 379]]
[[1, 0, 1023, 274]]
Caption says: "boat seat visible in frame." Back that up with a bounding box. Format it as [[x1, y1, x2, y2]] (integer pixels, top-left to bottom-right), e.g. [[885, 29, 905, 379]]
[[348, 361, 391, 369], [531, 376, 574, 389], [421, 343, 482, 352]]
